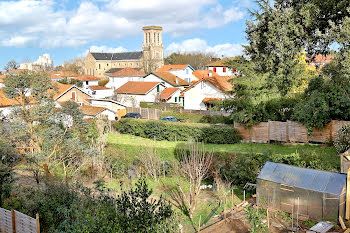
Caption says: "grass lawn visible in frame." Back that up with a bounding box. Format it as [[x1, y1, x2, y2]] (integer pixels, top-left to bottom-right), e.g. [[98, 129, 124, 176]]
[[107, 132, 338, 168]]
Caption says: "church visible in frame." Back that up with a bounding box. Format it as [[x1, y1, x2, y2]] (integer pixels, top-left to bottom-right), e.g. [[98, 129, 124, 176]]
[[84, 26, 164, 78]]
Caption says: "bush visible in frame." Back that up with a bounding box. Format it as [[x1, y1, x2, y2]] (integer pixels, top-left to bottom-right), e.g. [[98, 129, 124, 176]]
[[334, 125, 350, 153], [199, 115, 233, 124], [114, 119, 241, 144]]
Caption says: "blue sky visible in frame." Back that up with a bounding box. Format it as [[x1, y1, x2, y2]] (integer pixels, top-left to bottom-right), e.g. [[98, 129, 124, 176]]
[[0, 0, 255, 70]]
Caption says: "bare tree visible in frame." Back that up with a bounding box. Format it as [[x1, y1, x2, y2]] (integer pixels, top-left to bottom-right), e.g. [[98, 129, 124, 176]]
[[169, 143, 212, 220], [139, 147, 162, 181], [4, 59, 19, 71]]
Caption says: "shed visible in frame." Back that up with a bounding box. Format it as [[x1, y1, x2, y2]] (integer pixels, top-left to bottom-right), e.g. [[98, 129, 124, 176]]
[[256, 161, 346, 222]]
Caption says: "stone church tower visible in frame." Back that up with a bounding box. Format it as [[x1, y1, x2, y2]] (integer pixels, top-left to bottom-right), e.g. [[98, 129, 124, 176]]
[[142, 26, 164, 73]]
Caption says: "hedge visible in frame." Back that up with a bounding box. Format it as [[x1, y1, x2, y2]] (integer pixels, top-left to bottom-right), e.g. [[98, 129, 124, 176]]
[[114, 119, 241, 144]]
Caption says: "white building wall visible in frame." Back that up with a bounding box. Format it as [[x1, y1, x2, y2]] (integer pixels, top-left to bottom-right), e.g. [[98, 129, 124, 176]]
[[90, 99, 125, 112], [183, 82, 227, 110], [89, 89, 114, 99], [82, 80, 99, 89], [116, 85, 165, 107], [0, 83, 5, 88], [166, 90, 182, 104], [208, 67, 234, 76], [97, 110, 116, 121], [106, 76, 143, 90], [167, 67, 194, 83]]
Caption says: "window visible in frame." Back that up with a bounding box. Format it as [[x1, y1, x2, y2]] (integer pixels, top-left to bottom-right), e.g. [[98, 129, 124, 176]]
[[175, 97, 178, 102], [186, 69, 189, 74], [99, 64, 101, 69], [223, 67, 226, 72], [157, 85, 160, 92], [158, 33, 160, 43], [86, 81, 88, 85], [213, 67, 216, 72], [71, 91, 76, 101], [154, 32, 156, 43]]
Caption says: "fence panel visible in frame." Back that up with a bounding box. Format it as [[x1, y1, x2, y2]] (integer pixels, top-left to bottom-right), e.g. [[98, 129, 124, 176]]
[[0, 208, 39, 233], [125, 107, 161, 120], [287, 120, 308, 143], [234, 122, 269, 143], [269, 121, 288, 142], [310, 122, 332, 143], [331, 120, 350, 140]]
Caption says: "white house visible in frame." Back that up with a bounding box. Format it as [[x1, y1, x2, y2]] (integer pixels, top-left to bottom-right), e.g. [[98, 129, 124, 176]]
[[157, 64, 195, 83], [88, 98, 127, 119], [143, 72, 189, 89], [73, 75, 100, 90], [50, 71, 78, 81], [79, 105, 117, 121], [206, 58, 237, 77], [114, 81, 166, 107], [106, 67, 145, 90], [87, 86, 114, 99], [180, 76, 232, 110], [158, 87, 182, 105]]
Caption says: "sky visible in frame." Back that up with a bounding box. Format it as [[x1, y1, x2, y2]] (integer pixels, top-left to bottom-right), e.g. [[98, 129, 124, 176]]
[[0, 0, 255, 69]]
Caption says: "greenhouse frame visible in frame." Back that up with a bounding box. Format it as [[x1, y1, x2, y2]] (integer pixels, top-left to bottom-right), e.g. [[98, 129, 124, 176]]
[[256, 161, 347, 221]]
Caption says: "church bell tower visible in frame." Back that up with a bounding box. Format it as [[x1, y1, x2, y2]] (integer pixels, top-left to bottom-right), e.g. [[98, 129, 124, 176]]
[[142, 26, 164, 72]]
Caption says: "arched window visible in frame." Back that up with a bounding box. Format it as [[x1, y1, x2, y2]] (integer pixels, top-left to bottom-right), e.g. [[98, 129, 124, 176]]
[[154, 32, 156, 43]]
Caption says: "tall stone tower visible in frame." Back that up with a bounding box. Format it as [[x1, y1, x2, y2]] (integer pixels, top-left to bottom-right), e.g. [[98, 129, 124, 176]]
[[142, 26, 164, 73]]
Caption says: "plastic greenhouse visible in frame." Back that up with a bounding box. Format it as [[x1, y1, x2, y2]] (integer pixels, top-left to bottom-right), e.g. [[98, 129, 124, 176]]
[[256, 162, 346, 221]]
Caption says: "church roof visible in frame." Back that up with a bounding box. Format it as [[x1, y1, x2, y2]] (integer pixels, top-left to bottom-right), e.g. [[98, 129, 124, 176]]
[[91, 51, 143, 61]]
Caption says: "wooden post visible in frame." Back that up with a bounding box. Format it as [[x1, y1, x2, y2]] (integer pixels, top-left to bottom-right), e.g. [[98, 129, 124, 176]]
[[267, 208, 270, 228], [346, 167, 350, 220], [11, 209, 16, 233], [244, 190, 246, 202], [198, 215, 201, 233], [231, 189, 234, 210], [339, 216, 347, 230], [36, 213, 40, 233]]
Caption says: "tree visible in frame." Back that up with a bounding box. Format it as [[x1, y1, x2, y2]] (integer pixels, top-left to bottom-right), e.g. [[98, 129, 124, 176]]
[[0, 140, 17, 206], [4, 59, 19, 71], [165, 52, 217, 70], [169, 143, 212, 223], [55, 57, 84, 74], [1, 71, 92, 181]]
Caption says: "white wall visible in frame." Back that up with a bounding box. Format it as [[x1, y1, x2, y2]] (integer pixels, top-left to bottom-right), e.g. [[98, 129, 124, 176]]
[[115, 85, 165, 107], [167, 66, 194, 83], [0, 83, 5, 88], [82, 80, 99, 89], [165, 89, 182, 104], [208, 67, 235, 76], [90, 99, 125, 112], [88, 89, 114, 99], [97, 109, 116, 121], [183, 81, 227, 110], [106, 76, 143, 90]]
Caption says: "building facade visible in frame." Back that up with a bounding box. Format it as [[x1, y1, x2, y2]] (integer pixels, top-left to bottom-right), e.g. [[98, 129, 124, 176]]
[[84, 26, 164, 78]]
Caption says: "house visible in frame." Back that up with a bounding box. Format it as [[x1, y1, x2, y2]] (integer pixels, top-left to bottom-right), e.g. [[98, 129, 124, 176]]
[[180, 75, 232, 110], [114, 81, 165, 107], [158, 87, 182, 104], [88, 98, 127, 119], [53, 82, 92, 106], [0, 88, 33, 117], [192, 70, 221, 81], [105, 67, 146, 90], [0, 75, 5, 88], [206, 58, 236, 76], [73, 75, 100, 90], [157, 64, 195, 83], [50, 71, 78, 81], [143, 72, 189, 88], [87, 86, 114, 99], [307, 54, 334, 70], [79, 105, 117, 121], [84, 26, 164, 77]]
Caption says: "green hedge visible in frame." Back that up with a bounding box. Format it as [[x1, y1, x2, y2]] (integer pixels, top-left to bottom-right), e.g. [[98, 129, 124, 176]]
[[114, 119, 241, 144]]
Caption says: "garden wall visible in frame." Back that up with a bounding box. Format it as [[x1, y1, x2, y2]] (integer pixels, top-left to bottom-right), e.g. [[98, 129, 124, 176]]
[[234, 120, 350, 143]]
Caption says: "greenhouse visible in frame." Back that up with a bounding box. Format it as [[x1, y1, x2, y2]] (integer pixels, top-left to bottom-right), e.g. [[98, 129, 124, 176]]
[[256, 162, 347, 221]]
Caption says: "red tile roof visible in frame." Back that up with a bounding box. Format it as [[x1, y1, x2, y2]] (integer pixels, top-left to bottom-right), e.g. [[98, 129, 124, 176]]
[[115, 81, 161, 95], [110, 67, 146, 77], [202, 98, 222, 103], [152, 72, 189, 86], [89, 85, 111, 90], [0, 88, 21, 107], [206, 58, 235, 67], [193, 70, 220, 80], [307, 55, 334, 64], [157, 64, 189, 72], [180, 76, 232, 96], [51, 82, 74, 100], [79, 105, 106, 116], [74, 75, 100, 81], [159, 88, 179, 100], [0, 75, 5, 83]]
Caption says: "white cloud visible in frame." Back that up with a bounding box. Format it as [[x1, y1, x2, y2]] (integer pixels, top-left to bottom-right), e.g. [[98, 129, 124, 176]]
[[165, 38, 244, 57], [0, 0, 246, 48]]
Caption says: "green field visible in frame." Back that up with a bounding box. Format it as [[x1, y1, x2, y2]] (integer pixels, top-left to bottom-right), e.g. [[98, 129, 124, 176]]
[[107, 132, 339, 169]]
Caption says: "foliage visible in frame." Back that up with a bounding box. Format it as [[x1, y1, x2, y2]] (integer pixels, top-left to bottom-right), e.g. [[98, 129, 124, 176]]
[[114, 119, 241, 144], [165, 52, 217, 70], [4, 59, 19, 71], [199, 115, 233, 124], [1, 71, 92, 181], [334, 125, 350, 154], [58, 77, 83, 87], [55, 57, 84, 74], [0, 140, 17, 206], [3, 179, 175, 233], [245, 207, 268, 233]]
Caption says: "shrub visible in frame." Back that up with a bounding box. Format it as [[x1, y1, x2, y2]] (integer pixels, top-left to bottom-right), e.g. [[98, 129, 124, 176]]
[[334, 125, 350, 153], [199, 115, 233, 124], [114, 119, 241, 144]]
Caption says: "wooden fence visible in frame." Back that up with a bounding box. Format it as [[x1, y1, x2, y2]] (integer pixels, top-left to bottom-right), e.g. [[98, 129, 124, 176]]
[[234, 120, 350, 143], [0, 208, 39, 233], [126, 107, 161, 120]]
